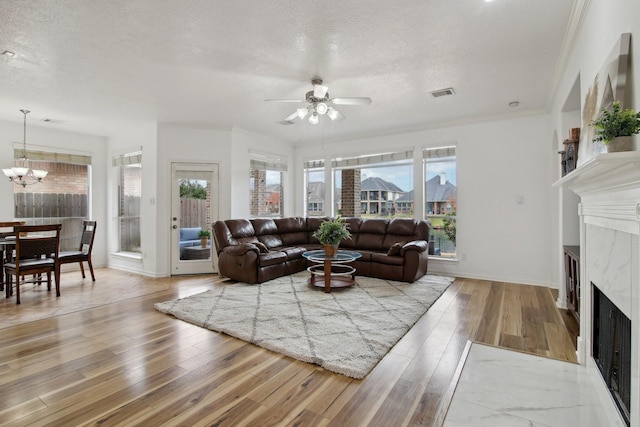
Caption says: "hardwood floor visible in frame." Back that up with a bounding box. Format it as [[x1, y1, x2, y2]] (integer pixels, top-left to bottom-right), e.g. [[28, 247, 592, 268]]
[[0, 269, 578, 426]]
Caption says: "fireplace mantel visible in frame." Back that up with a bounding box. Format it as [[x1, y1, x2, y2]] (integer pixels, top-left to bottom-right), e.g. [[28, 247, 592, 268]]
[[554, 151, 640, 196], [554, 151, 640, 426]]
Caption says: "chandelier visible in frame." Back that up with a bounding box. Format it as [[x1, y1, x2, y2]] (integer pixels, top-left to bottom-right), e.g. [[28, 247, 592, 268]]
[[3, 109, 48, 187]]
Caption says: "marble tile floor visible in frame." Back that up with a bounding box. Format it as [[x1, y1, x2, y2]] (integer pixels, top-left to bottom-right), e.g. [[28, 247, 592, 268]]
[[443, 342, 625, 427]]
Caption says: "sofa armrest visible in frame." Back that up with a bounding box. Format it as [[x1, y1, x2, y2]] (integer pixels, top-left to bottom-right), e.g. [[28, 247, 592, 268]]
[[223, 242, 259, 256], [400, 240, 428, 255]]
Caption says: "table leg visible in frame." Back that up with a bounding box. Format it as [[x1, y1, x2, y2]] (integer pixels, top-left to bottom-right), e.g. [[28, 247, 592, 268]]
[[0, 248, 4, 291], [324, 259, 331, 293]]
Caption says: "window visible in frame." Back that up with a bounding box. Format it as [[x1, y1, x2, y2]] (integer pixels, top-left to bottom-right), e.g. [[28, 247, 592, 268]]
[[303, 159, 325, 216], [9, 149, 91, 251], [113, 151, 142, 254], [250, 152, 287, 218], [332, 150, 413, 218], [423, 146, 457, 259]]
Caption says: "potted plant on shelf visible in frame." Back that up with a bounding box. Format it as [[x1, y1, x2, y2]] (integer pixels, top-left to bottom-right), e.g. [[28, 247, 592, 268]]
[[312, 217, 352, 257], [591, 101, 640, 152], [198, 229, 211, 248]]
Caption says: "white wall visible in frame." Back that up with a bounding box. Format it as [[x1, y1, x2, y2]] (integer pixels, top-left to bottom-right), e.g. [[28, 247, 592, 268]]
[[0, 119, 108, 268], [295, 114, 554, 286], [549, 0, 640, 289]]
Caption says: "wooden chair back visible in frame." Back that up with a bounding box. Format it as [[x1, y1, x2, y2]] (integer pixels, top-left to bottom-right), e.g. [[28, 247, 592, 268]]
[[14, 224, 62, 263], [79, 221, 97, 254], [0, 221, 26, 238]]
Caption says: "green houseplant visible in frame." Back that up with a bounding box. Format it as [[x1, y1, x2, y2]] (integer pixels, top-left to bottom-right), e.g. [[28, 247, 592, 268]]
[[591, 101, 640, 152], [312, 217, 351, 256], [198, 229, 211, 248]]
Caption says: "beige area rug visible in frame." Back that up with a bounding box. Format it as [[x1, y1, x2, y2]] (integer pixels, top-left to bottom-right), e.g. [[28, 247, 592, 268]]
[[155, 271, 454, 379]]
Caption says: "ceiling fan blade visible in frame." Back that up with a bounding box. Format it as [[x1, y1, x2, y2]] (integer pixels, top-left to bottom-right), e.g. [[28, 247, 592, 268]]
[[332, 97, 372, 105], [284, 111, 300, 121], [265, 98, 306, 103], [313, 84, 328, 99]]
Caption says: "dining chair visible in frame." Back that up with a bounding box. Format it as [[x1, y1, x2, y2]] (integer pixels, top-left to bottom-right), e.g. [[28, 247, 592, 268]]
[[58, 220, 97, 281], [4, 224, 62, 304], [0, 221, 26, 292]]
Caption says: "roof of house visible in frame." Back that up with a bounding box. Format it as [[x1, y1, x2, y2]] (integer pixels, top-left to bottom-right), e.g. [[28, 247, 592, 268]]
[[360, 177, 404, 193], [396, 175, 457, 203]]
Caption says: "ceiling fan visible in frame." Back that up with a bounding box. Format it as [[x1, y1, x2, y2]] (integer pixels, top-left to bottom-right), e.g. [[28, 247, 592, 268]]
[[266, 78, 372, 125]]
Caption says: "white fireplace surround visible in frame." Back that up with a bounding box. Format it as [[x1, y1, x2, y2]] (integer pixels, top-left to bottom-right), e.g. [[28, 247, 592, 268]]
[[554, 152, 640, 426]]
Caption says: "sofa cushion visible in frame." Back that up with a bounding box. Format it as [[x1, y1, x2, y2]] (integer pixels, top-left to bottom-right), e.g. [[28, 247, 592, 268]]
[[383, 218, 425, 248], [225, 219, 255, 242], [356, 219, 388, 251], [371, 253, 405, 265], [276, 217, 309, 246], [276, 246, 307, 261], [180, 227, 201, 241], [259, 250, 287, 267], [252, 219, 284, 249]]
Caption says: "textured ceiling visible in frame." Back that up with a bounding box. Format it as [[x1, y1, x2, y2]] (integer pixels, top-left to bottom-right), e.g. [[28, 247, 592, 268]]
[[0, 0, 575, 144]]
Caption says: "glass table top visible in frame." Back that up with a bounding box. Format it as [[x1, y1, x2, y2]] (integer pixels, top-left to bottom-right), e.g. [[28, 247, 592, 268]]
[[302, 250, 362, 262]]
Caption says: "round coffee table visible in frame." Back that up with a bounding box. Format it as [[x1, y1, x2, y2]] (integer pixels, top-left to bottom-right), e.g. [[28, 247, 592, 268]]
[[302, 250, 362, 293]]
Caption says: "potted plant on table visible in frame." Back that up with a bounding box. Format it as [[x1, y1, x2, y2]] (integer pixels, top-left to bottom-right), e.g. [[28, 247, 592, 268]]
[[591, 101, 640, 152], [312, 217, 351, 257], [198, 229, 211, 248]]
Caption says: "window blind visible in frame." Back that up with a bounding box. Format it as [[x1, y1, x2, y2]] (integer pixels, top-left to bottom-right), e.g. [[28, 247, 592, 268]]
[[17, 149, 92, 165], [112, 151, 142, 167], [423, 146, 456, 159], [249, 151, 288, 172], [304, 159, 324, 169], [331, 150, 413, 169]]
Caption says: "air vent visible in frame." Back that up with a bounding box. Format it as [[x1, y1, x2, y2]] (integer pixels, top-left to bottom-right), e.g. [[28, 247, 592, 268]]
[[42, 118, 66, 124], [430, 88, 456, 98]]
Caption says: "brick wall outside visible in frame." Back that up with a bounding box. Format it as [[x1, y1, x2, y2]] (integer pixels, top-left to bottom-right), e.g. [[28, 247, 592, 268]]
[[250, 168, 266, 216], [11, 161, 88, 195], [341, 169, 361, 217]]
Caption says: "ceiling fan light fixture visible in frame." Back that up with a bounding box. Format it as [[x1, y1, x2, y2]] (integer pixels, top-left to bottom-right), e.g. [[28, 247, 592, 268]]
[[327, 107, 339, 120], [297, 108, 308, 119], [315, 102, 328, 115], [309, 113, 319, 125]]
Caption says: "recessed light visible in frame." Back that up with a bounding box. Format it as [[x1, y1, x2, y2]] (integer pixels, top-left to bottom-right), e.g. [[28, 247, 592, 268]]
[[2, 50, 16, 57], [509, 101, 520, 108]]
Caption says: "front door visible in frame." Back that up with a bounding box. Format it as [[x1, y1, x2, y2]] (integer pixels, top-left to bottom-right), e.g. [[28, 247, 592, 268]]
[[170, 162, 219, 275]]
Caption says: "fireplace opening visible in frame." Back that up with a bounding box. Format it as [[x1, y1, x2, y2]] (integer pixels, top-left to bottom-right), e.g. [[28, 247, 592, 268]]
[[592, 284, 631, 426]]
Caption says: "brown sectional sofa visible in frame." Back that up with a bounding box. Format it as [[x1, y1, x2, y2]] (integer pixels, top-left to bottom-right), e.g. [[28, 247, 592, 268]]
[[213, 217, 430, 284]]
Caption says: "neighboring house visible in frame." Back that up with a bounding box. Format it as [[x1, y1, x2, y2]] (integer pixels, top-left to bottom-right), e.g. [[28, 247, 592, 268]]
[[395, 175, 458, 215], [265, 184, 281, 215], [306, 181, 325, 215], [360, 177, 404, 215]]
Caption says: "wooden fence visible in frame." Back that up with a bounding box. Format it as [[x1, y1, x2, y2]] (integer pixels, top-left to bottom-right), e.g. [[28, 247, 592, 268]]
[[13, 193, 88, 251], [180, 198, 207, 228]]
